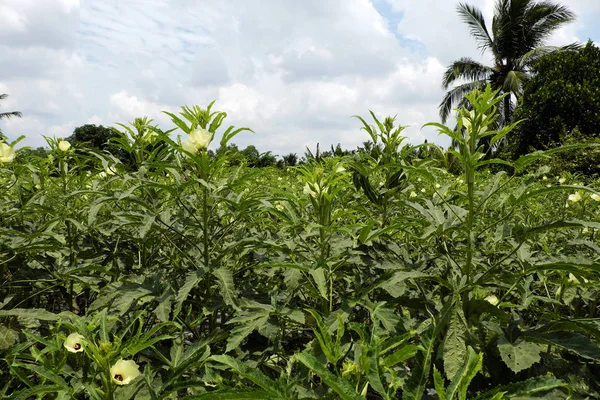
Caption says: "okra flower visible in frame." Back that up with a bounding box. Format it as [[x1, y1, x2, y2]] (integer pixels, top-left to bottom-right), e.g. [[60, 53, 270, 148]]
[[568, 273, 588, 284], [110, 359, 141, 385], [142, 129, 157, 143], [568, 192, 581, 203], [485, 295, 499, 306], [303, 183, 318, 198], [0, 141, 15, 163], [64, 333, 85, 353], [58, 140, 71, 152], [182, 127, 212, 155]]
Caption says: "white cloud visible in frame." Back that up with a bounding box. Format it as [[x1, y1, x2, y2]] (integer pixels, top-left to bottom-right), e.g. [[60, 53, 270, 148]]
[[0, 0, 598, 156]]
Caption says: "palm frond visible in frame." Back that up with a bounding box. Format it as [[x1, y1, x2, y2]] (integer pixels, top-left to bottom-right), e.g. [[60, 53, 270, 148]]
[[457, 3, 494, 53], [442, 58, 492, 89], [523, 3, 576, 49], [0, 93, 22, 120], [0, 111, 23, 120], [502, 70, 528, 96], [516, 45, 575, 70]]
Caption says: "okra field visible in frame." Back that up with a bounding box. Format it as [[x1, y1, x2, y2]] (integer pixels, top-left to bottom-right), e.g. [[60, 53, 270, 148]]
[[2, 87, 600, 399]]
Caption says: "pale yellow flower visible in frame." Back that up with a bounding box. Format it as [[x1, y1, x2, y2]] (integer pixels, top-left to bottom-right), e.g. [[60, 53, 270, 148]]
[[558, 177, 566, 184], [0, 142, 16, 163], [110, 359, 141, 385], [142, 129, 157, 143], [568, 273, 588, 284], [303, 183, 318, 198], [568, 192, 582, 203], [409, 191, 417, 198], [64, 333, 85, 353], [591, 193, 600, 202], [57, 140, 71, 152], [181, 139, 198, 155], [461, 110, 475, 132], [485, 295, 499, 306], [188, 128, 212, 150]]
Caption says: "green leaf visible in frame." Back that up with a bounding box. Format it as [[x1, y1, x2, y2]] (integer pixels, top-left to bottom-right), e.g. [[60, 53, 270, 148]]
[[210, 355, 287, 397], [295, 352, 365, 400], [306, 309, 338, 364], [0, 308, 60, 321], [433, 366, 448, 400], [524, 331, 600, 360], [225, 313, 270, 353], [154, 289, 173, 322], [191, 390, 273, 400], [382, 345, 420, 367], [11, 385, 67, 400], [173, 270, 204, 318], [497, 335, 541, 373], [474, 376, 569, 400], [443, 305, 468, 380], [12, 362, 68, 388], [447, 346, 483, 400], [309, 267, 328, 300], [0, 326, 17, 350], [214, 267, 240, 311], [365, 336, 390, 400]]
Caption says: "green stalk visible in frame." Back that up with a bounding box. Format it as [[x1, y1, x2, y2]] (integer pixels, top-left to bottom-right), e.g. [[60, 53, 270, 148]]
[[464, 128, 477, 283]]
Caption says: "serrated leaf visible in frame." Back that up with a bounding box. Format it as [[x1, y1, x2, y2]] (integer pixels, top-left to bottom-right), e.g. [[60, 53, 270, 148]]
[[497, 335, 541, 373], [173, 270, 204, 318], [443, 305, 467, 380], [0, 326, 17, 350], [210, 355, 289, 398], [214, 267, 240, 311], [0, 308, 59, 321], [473, 376, 569, 400], [192, 390, 272, 400], [226, 313, 269, 353], [382, 344, 420, 367], [433, 366, 448, 400], [524, 331, 600, 360], [295, 352, 364, 400], [309, 267, 328, 300]]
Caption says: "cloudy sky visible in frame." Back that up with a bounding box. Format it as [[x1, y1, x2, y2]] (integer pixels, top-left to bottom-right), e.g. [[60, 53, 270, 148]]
[[1, 0, 598, 156]]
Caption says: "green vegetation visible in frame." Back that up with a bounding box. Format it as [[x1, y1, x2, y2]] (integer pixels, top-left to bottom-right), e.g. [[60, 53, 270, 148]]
[[0, 94, 22, 140], [1, 86, 600, 399], [510, 41, 600, 160], [440, 0, 576, 128]]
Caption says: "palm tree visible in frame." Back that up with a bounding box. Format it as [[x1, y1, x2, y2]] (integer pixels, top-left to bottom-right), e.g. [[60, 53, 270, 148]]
[[440, 0, 576, 127], [0, 93, 22, 139]]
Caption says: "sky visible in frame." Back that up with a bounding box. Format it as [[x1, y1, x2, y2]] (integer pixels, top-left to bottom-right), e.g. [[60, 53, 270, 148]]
[[1, 0, 599, 156]]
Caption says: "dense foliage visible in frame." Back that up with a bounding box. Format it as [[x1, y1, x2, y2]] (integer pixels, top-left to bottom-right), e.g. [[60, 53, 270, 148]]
[[510, 41, 600, 160], [1, 88, 600, 399]]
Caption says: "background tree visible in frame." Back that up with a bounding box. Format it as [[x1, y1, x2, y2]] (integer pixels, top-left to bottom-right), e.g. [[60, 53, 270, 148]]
[[67, 124, 129, 167], [440, 0, 576, 127], [282, 153, 298, 167], [0, 93, 22, 140], [509, 40, 600, 158]]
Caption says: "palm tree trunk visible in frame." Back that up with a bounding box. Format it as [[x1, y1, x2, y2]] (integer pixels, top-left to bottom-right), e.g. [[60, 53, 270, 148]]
[[503, 94, 511, 126]]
